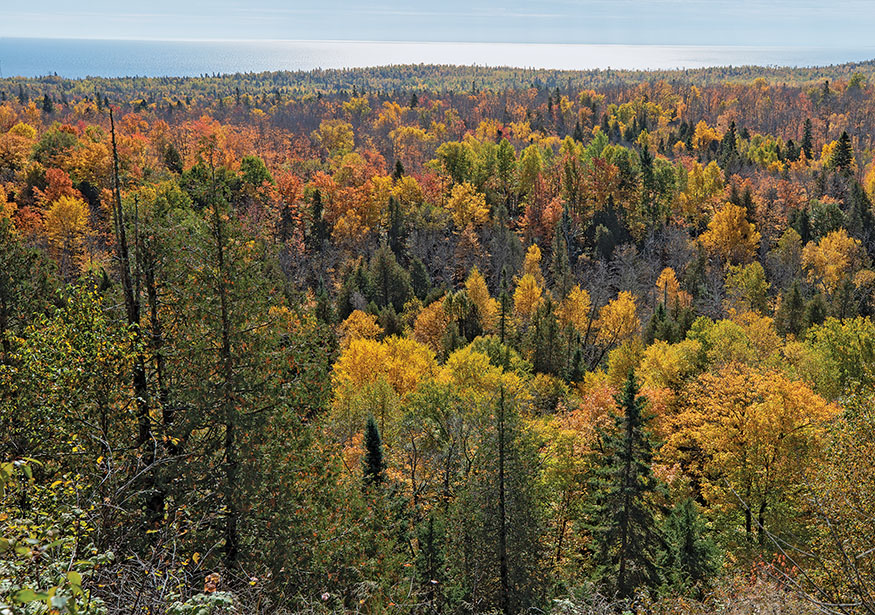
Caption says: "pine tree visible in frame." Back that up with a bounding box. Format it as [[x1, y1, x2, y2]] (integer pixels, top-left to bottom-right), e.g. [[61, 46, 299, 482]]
[[363, 415, 385, 487], [718, 120, 738, 170], [586, 371, 666, 598]]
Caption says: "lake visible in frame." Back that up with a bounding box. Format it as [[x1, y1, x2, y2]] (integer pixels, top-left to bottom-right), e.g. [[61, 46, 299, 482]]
[[2, 37, 875, 79]]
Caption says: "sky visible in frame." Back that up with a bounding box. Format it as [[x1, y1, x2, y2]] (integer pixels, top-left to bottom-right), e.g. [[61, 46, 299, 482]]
[[2, 0, 874, 47]]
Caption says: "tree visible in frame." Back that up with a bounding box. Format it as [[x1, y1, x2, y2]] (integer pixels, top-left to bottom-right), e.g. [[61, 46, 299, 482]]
[[363, 415, 386, 486], [0, 217, 55, 363], [662, 498, 720, 595], [586, 371, 666, 598], [699, 203, 760, 265], [449, 371, 547, 614], [44, 195, 89, 277], [801, 118, 814, 160], [829, 130, 853, 173], [307, 189, 330, 251], [802, 229, 860, 294], [447, 182, 489, 229], [666, 365, 837, 547], [370, 242, 412, 312], [514, 274, 544, 322]]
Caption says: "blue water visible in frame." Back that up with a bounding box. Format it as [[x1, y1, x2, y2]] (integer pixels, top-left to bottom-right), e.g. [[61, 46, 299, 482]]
[[2, 37, 875, 79]]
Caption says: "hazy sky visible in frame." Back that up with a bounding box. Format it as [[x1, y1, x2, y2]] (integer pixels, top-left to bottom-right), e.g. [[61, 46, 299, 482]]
[[3, 0, 874, 47]]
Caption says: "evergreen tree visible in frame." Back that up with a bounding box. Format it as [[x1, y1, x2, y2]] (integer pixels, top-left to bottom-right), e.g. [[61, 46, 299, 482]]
[[830, 131, 854, 173], [785, 139, 800, 162], [663, 498, 720, 595], [363, 415, 385, 487], [846, 181, 874, 242], [801, 118, 814, 160], [805, 293, 828, 329], [369, 242, 412, 312], [163, 143, 184, 174], [450, 382, 546, 614], [387, 195, 407, 259], [718, 120, 738, 170], [586, 371, 666, 598], [307, 189, 329, 252], [409, 256, 431, 301], [393, 159, 405, 180], [775, 280, 806, 338], [550, 217, 573, 298]]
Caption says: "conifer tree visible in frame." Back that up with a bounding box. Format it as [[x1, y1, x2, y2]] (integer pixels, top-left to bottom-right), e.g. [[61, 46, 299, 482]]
[[663, 498, 720, 595], [801, 118, 814, 160], [387, 195, 406, 259], [775, 280, 806, 337], [830, 131, 854, 173], [550, 229, 573, 300], [307, 189, 329, 252], [370, 242, 412, 312], [587, 371, 666, 598], [363, 415, 385, 487]]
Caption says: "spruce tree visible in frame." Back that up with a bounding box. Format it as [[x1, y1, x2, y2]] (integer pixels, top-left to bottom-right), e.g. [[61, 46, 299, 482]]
[[775, 280, 806, 338], [801, 118, 814, 160], [363, 415, 385, 487], [369, 242, 412, 312], [308, 189, 329, 252], [387, 195, 407, 259], [830, 131, 854, 173], [587, 371, 666, 598], [663, 498, 720, 595], [550, 219, 573, 299], [409, 256, 431, 301]]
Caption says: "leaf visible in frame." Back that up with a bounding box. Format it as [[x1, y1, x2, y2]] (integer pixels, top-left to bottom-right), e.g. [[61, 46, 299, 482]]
[[67, 570, 82, 587], [13, 589, 48, 603]]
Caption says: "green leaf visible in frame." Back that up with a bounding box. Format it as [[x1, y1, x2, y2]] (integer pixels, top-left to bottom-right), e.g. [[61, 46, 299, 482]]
[[67, 570, 82, 586], [13, 589, 49, 603]]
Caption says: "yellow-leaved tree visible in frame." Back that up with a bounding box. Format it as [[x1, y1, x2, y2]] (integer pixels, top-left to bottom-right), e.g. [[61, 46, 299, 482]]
[[556, 285, 592, 334], [665, 365, 838, 547], [331, 336, 437, 442], [44, 195, 90, 277], [522, 243, 546, 288], [699, 203, 760, 264], [654, 267, 692, 307], [465, 267, 498, 333], [514, 273, 544, 322], [596, 291, 640, 347], [447, 182, 489, 229], [802, 229, 861, 294], [338, 309, 383, 349]]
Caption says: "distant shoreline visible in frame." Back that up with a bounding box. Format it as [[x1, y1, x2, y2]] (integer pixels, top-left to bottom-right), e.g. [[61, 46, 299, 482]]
[[2, 37, 875, 81]]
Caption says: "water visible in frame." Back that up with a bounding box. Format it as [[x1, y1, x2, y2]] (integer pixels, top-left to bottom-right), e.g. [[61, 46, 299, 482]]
[[2, 37, 875, 79]]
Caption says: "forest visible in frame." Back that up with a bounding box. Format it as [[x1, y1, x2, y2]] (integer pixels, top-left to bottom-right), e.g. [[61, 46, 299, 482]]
[[1, 63, 875, 614]]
